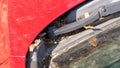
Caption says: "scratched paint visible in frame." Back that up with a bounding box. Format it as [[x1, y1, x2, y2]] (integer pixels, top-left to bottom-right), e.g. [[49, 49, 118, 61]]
[[0, 0, 10, 66]]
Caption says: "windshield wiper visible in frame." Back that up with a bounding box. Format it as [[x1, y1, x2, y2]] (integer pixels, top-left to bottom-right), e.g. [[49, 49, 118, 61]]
[[54, 1, 120, 36]]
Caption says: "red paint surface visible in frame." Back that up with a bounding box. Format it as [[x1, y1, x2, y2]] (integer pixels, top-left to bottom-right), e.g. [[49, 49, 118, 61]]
[[0, 0, 85, 68], [0, 0, 10, 66]]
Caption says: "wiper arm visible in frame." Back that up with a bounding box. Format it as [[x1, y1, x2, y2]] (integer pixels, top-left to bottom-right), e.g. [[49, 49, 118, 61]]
[[100, 1, 120, 16], [54, 1, 120, 36], [55, 11, 100, 35]]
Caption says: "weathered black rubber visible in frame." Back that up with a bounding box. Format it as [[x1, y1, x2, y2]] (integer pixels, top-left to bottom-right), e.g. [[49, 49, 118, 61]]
[[49, 16, 120, 68], [26, 40, 56, 68], [26, 41, 48, 68]]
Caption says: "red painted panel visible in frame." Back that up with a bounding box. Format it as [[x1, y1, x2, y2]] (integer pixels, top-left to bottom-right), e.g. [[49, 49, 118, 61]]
[[0, 59, 10, 68], [0, 0, 85, 68], [8, 0, 85, 56], [0, 0, 10, 65]]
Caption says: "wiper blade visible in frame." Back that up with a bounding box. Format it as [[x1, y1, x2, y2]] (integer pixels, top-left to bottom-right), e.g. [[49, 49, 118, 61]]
[[54, 1, 120, 36], [55, 11, 100, 35]]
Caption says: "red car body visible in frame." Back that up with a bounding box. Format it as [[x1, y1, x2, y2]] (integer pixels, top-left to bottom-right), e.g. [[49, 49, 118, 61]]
[[0, 0, 85, 68]]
